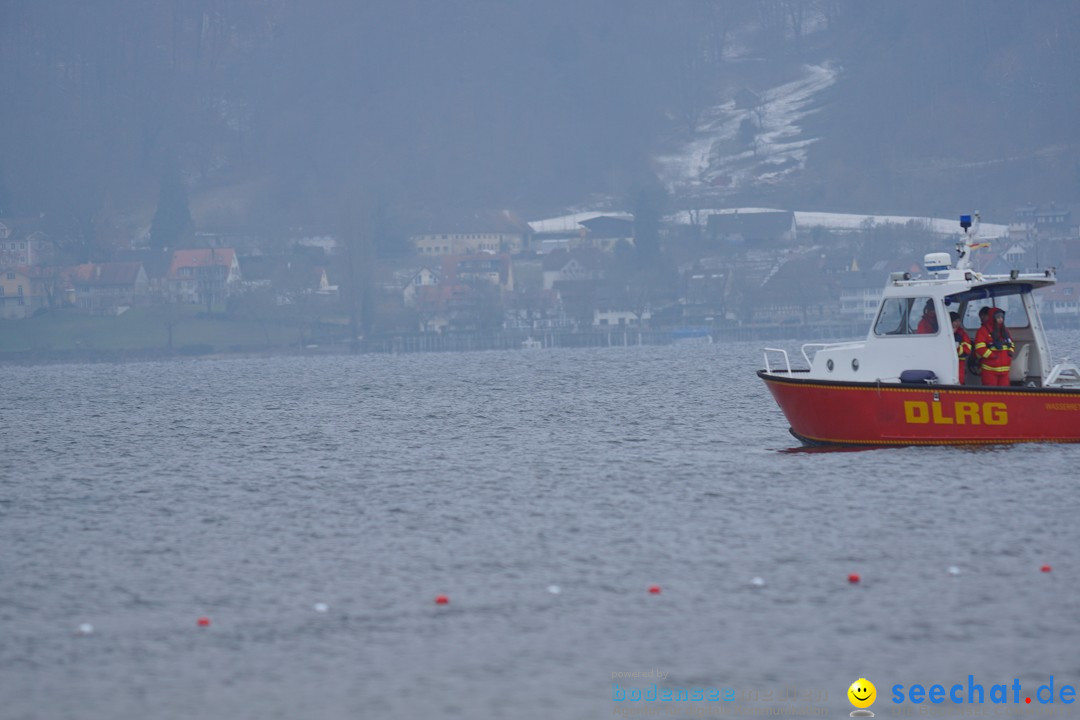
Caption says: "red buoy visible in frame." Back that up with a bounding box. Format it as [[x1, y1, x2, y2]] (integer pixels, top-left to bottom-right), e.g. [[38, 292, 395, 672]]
[[848, 573, 861, 584], [196, 616, 211, 627], [1041, 564, 1052, 573], [648, 585, 661, 594], [435, 595, 449, 605]]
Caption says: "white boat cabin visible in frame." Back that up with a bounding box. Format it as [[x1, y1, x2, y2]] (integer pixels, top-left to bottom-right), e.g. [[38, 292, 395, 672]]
[[776, 216, 1079, 388]]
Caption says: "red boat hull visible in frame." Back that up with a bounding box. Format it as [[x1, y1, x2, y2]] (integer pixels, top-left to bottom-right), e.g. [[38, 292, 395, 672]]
[[758, 370, 1080, 445]]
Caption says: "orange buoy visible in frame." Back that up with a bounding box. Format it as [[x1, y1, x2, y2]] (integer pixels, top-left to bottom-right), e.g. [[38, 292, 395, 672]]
[[648, 585, 661, 594], [196, 616, 211, 627], [848, 573, 861, 584], [435, 595, 449, 605]]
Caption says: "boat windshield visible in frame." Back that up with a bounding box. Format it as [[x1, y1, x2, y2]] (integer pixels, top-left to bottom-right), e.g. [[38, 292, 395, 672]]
[[946, 285, 1032, 331], [874, 296, 940, 336]]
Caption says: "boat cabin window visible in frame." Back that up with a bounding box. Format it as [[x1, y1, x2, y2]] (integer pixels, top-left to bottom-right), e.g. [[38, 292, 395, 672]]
[[874, 296, 940, 336], [955, 294, 1030, 331]]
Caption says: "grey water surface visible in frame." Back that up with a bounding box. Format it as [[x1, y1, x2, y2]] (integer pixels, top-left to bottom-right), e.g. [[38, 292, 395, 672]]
[[2, 336, 1079, 720]]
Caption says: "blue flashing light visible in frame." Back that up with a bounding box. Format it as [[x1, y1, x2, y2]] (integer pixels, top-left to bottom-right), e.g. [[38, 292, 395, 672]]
[[960, 215, 972, 230]]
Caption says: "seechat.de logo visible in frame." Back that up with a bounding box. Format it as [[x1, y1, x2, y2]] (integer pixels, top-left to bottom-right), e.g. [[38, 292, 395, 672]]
[[848, 678, 876, 717]]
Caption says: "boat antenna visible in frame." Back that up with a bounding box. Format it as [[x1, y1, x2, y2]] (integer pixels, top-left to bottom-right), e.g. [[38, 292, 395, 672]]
[[955, 212, 987, 271]]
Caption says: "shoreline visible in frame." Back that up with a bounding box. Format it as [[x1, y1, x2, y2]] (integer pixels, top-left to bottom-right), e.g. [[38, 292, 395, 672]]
[[0, 323, 862, 366], [3, 320, 1076, 367]]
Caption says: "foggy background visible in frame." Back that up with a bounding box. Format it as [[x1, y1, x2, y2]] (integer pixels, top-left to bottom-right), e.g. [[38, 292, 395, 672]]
[[2, 0, 1078, 246]]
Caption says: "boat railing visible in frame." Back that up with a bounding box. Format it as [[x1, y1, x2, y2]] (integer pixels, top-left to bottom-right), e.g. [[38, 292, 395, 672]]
[[1045, 360, 1080, 388], [800, 341, 863, 368], [763, 347, 792, 375]]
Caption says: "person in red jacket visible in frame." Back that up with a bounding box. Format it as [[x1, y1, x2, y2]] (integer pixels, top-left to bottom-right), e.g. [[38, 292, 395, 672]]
[[951, 311, 972, 383], [916, 299, 938, 333], [974, 307, 1015, 386]]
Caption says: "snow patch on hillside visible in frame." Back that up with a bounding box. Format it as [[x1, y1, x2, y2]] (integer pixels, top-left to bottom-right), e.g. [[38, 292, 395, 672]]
[[654, 63, 838, 197]]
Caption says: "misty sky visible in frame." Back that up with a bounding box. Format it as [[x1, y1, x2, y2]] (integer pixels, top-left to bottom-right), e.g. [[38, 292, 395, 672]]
[[2, 0, 1078, 233]]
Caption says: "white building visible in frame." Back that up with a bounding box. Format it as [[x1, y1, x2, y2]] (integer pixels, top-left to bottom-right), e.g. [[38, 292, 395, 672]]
[[839, 271, 885, 321]]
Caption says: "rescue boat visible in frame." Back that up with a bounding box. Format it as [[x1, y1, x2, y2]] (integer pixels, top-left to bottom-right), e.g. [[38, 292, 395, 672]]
[[758, 214, 1080, 446]]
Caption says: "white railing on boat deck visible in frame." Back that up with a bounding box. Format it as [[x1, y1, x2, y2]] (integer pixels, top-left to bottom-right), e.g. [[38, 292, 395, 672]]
[[1045, 360, 1080, 388], [763, 348, 792, 375], [800, 341, 864, 368]]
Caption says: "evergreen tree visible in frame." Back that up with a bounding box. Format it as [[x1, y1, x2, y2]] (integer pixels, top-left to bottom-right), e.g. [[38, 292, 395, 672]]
[[149, 160, 192, 249], [631, 181, 666, 267]]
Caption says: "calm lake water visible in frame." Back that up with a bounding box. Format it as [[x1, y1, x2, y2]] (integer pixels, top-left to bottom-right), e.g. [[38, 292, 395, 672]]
[[2, 334, 1080, 720]]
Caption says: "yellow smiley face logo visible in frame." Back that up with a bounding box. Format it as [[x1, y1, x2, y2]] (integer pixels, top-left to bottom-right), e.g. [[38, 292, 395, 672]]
[[848, 678, 876, 709]]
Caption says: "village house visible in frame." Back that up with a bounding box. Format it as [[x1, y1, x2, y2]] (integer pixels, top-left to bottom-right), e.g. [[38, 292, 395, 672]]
[[1002, 243, 1028, 269], [238, 254, 336, 303], [402, 266, 440, 308], [113, 250, 172, 297], [167, 248, 242, 305], [0, 220, 54, 269], [412, 284, 452, 333], [412, 283, 491, 333], [838, 268, 889, 322], [73, 262, 149, 315], [586, 281, 653, 329], [441, 254, 514, 292], [503, 287, 567, 330], [37, 264, 95, 308], [1035, 282, 1080, 320], [529, 230, 578, 255], [539, 249, 610, 326], [837, 257, 927, 322], [0, 266, 37, 319], [404, 255, 513, 332], [412, 209, 530, 257], [1010, 203, 1077, 242], [680, 261, 732, 324], [0, 264, 99, 317], [594, 307, 651, 328], [541, 249, 604, 290], [1009, 204, 1039, 241], [1034, 205, 1074, 238], [527, 211, 634, 254]]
